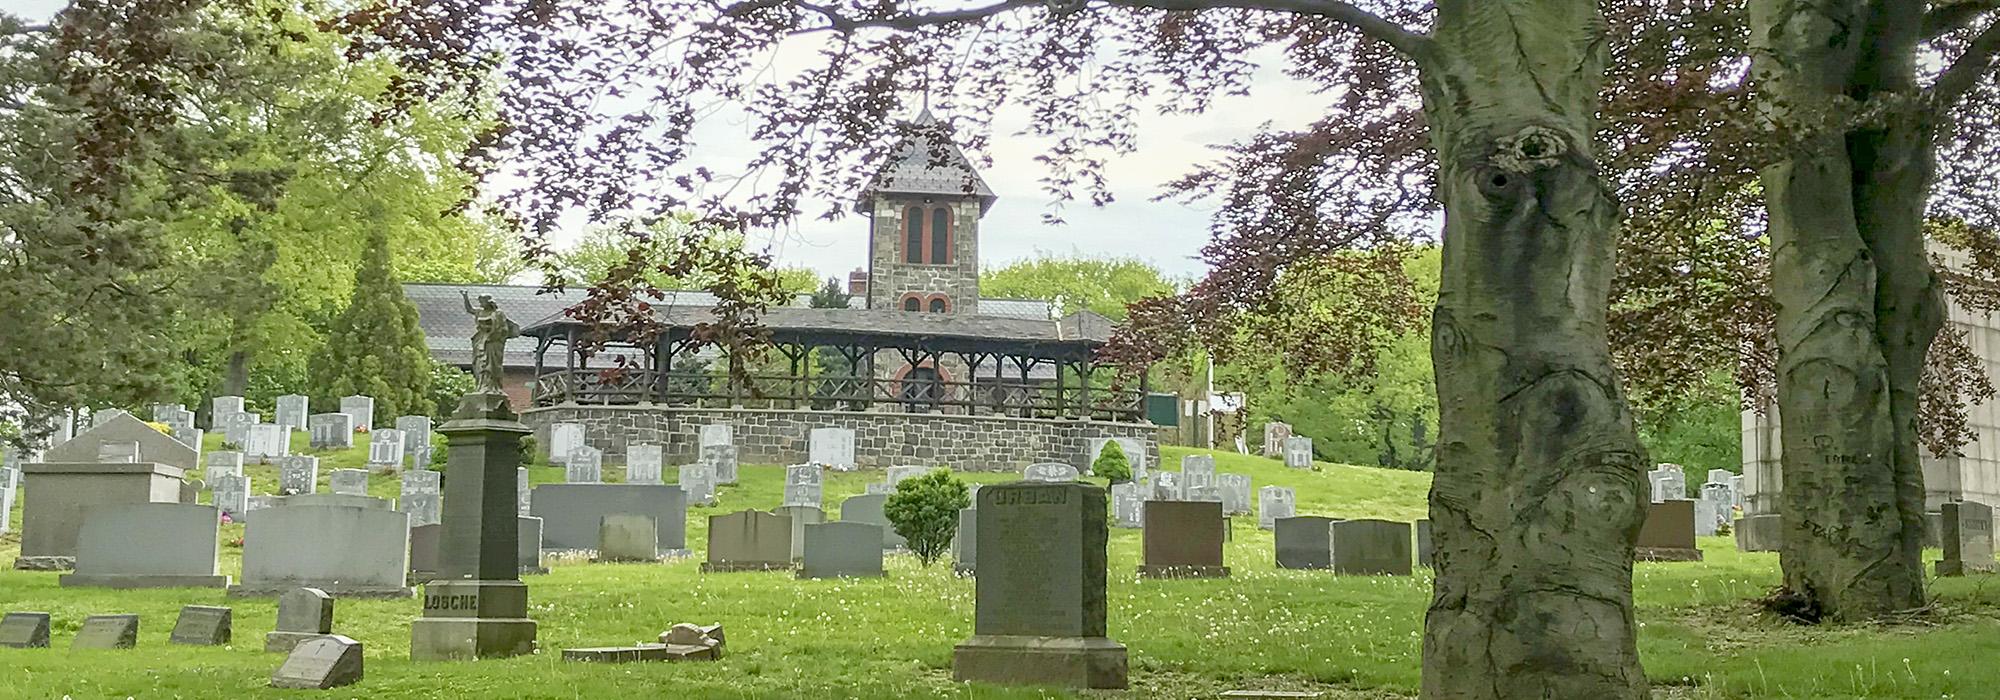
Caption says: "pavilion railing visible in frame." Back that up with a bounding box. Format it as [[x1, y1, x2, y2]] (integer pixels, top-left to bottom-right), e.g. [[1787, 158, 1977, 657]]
[[530, 369, 1144, 422]]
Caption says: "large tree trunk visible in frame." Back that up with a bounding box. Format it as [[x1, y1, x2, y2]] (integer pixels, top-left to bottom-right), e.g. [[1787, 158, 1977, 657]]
[[1752, 0, 1938, 621], [1419, 3, 1649, 698]]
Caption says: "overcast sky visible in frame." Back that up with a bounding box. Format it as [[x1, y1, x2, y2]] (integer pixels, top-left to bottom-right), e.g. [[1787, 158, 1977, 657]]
[[14, 1, 1330, 283]]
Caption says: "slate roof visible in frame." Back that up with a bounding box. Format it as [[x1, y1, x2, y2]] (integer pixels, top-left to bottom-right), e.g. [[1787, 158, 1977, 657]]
[[521, 306, 1118, 361], [853, 110, 997, 214]]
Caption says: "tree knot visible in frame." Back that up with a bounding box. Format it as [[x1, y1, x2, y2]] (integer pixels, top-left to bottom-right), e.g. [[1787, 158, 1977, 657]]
[[1490, 126, 1571, 174]]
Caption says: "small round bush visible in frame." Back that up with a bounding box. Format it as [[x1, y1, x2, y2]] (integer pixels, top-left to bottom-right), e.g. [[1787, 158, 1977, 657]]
[[1093, 440, 1133, 484], [884, 469, 971, 567]]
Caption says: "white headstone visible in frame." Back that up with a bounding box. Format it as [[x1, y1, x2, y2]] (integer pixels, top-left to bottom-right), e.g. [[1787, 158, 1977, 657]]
[[211, 475, 249, 520], [886, 465, 933, 487], [221, 411, 257, 448], [395, 416, 433, 469], [1023, 463, 1080, 482], [701, 443, 739, 485], [401, 469, 441, 495], [1258, 486, 1296, 530], [0, 466, 17, 535], [678, 463, 715, 506], [205, 452, 245, 483], [1150, 471, 1183, 501], [783, 463, 823, 507], [308, 413, 354, 450], [212, 396, 245, 422], [1282, 436, 1313, 469], [1218, 473, 1253, 515], [699, 424, 732, 447], [808, 428, 855, 470], [278, 456, 320, 496], [517, 467, 531, 516], [1262, 421, 1292, 458], [367, 429, 406, 467], [626, 444, 665, 485], [338, 396, 375, 431], [329, 469, 370, 496], [547, 423, 585, 466], [566, 446, 602, 483], [275, 395, 309, 432], [1110, 481, 1145, 529], [1648, 465, 1687, 504], [245, 423, 290, 461]]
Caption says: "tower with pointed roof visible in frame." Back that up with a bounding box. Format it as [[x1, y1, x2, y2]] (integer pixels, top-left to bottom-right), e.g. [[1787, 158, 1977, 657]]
[[854, 110, 995, 316]]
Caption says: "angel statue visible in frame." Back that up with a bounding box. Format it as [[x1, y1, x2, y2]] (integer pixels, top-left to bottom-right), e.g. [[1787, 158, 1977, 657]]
[[463, 291, 519, 395]]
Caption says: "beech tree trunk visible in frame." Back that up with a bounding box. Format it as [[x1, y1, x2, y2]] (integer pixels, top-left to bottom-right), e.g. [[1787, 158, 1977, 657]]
[[1419, 2, 1649, 697], [1751, 0, 1940, 621]]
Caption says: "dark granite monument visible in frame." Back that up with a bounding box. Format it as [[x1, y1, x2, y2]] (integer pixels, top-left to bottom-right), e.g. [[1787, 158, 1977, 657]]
[[266, 587, 334, 654], [798, 521, 886, 579], [702, 510, 793, 572], [1330, 519, 1413, 576], [1937, 500, 1996, 576], [73, 614, 139, 649], [272, 634, 364, 689], [1275, 516, 1339, 570], [1635, 499, 1702, 562], [0, 612, 51, 648], [408, 378, 538, 660], [1139, 500, 1229, 578], [170, 605, 232, 646], [953, 481, 1127, 689]]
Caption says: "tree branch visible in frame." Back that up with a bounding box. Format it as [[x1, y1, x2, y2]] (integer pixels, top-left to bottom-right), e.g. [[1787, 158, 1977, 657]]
[[1925, 1, 2000, 39], [1931, 18, 2000, 107], [732, 0, 1430, 59]]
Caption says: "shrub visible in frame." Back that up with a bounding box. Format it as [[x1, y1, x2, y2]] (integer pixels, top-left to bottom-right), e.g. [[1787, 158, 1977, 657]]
[[428, 361, 477, 420], [1092, 440, 1133, 483], [884, 469, 970, 567]]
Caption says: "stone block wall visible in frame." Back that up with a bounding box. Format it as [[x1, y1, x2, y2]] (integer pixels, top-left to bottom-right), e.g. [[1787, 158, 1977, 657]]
[[520, 405, 1157, 473]]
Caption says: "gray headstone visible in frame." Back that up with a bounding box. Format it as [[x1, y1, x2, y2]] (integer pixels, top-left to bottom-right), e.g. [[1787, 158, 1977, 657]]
[[0, 612, 51, 648], [1275, 516, 1338, 569], [339, 395, 374, 432], [235, 504, 411, 597], [278, 456, 319, 496], [885, 465, 933, 488], [1940, 501, 1996, 575], [367, 428, 406, 467], [1648, 465, 1686, 503], [1140, 500, 1228, 576], [1262, 421, 1291, 458], [547, 423, 585, 465], [220, 410, 257, 446], [808, 427, 856, 470], [1330, 519, 1413, 576], [566, 446, 603, 483], [519, 516, 545, 574], [45, 412, 198, 470], [839, 493, 904, 549], [409, 523, 442, 578], [1109, 482, 1145, 529], [400, 492, 442, 528], [275, 395, 309, 432], [1150, 471, 1183, 502], [517, 467, 532, 516], [1024, 463, 1080, 482], [309, 413, 354, 450], [952, 506, 978, 574], [699, 424, 732, 447], [626, 444, 665, 484], [783, 463, 824, 508], [530, 483, 687, 554], [1181, 455, 1217, 490], [245, 424, 290, 461], [330, 469, 370, 496], [1416, 519, 1434, 568], [401, 469, 441, 494], [394, 415, 433, 468], [212, 396, 245, 421], [205, 451, 244, 482], [968, 481, 1112, 638], [701, 442, 739, 485], [678, 463, 716, 506], [1258, 486, 1296, 530], [73, 614, 139, 649], [271, 634, 364, 689], [798, 521, 886, 579], [170, 605, 232, 645], [598, 514, 659, 562], [1282, 436, 1313, 469], [772, 505, 824, 561], [704, 510, 792, 570], [171, 425, 204, 451], [212, 475, 251, 520], [62, 503, 227, 589], [277, 587, 334, 631], [1218, 474, 1252, 515]]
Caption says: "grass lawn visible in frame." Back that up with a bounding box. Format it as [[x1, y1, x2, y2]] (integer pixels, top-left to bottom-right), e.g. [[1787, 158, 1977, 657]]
[[2, 439, 1999, 698]]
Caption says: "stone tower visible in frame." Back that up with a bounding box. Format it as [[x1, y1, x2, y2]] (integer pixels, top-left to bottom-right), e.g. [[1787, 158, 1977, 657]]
[[855, 110, 996, 315]]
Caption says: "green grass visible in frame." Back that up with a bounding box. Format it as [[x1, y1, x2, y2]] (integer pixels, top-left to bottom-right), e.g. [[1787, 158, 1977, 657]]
[[1, 441, 1998, 698]]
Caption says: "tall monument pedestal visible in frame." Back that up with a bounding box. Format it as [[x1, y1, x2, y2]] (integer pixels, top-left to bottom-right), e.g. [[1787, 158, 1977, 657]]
[[409, 392, 538, 661]]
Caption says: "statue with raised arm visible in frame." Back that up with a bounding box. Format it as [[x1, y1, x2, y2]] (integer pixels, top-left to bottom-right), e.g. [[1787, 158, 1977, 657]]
[[463, 291, 518, 396]]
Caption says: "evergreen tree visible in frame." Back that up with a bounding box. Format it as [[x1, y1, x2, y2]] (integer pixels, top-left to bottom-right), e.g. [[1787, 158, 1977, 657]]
[[309, 227, 434, 420]]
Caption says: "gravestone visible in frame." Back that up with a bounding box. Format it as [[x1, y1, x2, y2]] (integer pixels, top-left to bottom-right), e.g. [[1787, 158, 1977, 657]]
[[277, 455, 319, 496], [1183, 456, 1220, 502], [330, 469, 370, 496], [44, 411, 198, 470], [1937, 500, 1996, 576], [798, 521, 886, 579], [702, 442, 740, 486], [530, 483, 687, 554], [1416, 519, 1434, 568], [170, 605, 232, 645], [91, 408, 130, 427], [809, 427, 856, 470], [14, 461, 187, 570], [221, 411, 258, 448], [339, 395, 374, 431], [395, 415, 433, 468], [402, 469, 441, 494], [566, 446, 603, 483], [61, 503, 229, 588], [1282, 436, 1313, 469], [598, 514, 659, 562], [1635, 500, 1702, 561], [519, 516, 546, 574], [212, 475, 250, 520], [367, 429, 407, 468], [1330, 519, 1412, 575], [171, 426, 204, 451], [626, 444, 665, 484], [205, 451, 244, 483], [245, 424, 289, 462], [213, 396, 245, 422], [1262, 421, 1292, 458], [1648, 464, 1686, 503], [0, 612, 50, 648], [678, 463, 717, 506], [517, 468, 531, 516], [1258, 486, 1296, 530], [1150, 471, 1183, 501], [399, 471, 443, 528], [407, 387, 540, 661], [1024, 463, 1080, 482], [772, 505, 824, 561], [0, 466, 15, 535], [1696, 482, 1733, 536], [265, 587, 334, 653], [1139, 500, 1228, 578], [275, 395, 309, 432], [546, 423, 585, 466], [702, 510, 793, 572], [783, 464, 824, 507], [952, 507, 977, 575], [1275, 516, 1338, 569], [886, 465, 933, 488], [1086, 436, 1147, 481], [700, 423, 733, 448], [271, 634, 363, 689], [1730, 474, 1746, 509], [409, 523, 442, 583], [839, 493, 904, 549], [1109, 481, 1144, 529], [308, 413, 354, 450], [232, 504, 413, 597], [953, 481, 1126, 689], [73, 614, 139, 649], [1218, 474, 1252, 515]]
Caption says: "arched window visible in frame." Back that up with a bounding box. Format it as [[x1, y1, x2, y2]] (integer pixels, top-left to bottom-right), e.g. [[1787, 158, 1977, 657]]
[[902, 295, 922, 312], [930, 207, 952, 264], [928, 296, 949, 313], [904, 206, 924, 263]]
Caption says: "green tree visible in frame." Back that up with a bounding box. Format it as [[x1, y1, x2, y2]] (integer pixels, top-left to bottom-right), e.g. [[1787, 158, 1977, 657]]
[[1091, 441, 1132, 484], [308, 227, 434, 420], [884, 469, 970, 567], [557, 216, 819, 295], [980, 254, 1178, 320]]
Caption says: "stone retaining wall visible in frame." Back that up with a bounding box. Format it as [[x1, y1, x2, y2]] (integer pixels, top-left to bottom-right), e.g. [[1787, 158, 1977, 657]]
[[520, 405, 1158, 472]]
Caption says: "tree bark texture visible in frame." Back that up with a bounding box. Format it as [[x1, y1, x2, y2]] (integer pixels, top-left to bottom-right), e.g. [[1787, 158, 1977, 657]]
[[1418, 2, 1649, 697], [1751, 0, 1941, 620]]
